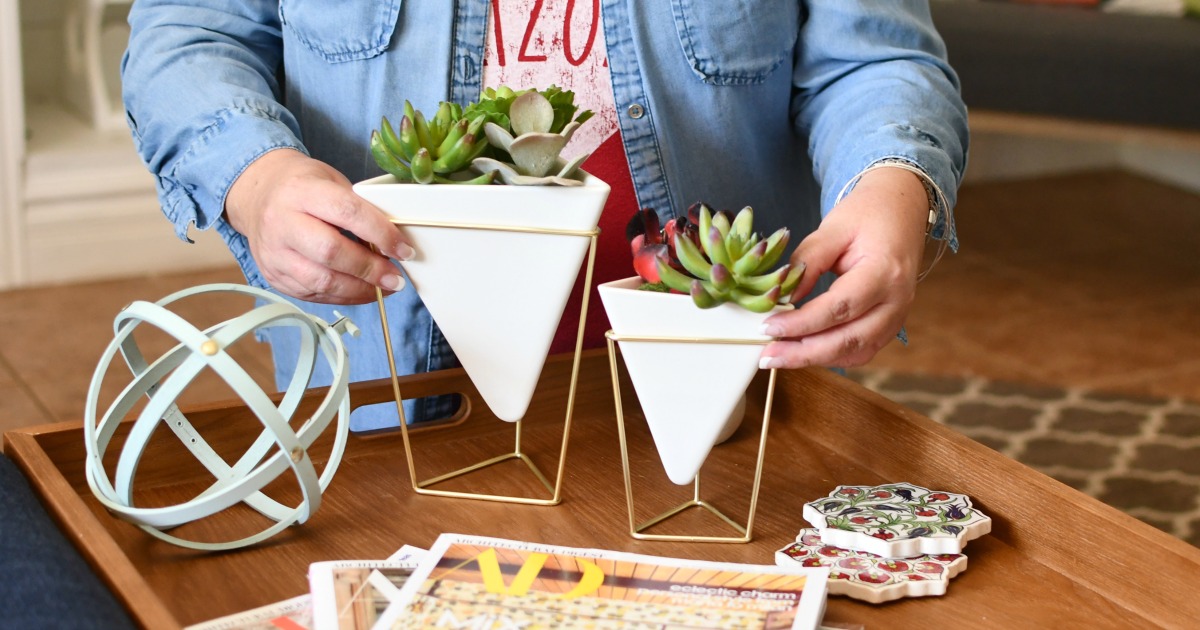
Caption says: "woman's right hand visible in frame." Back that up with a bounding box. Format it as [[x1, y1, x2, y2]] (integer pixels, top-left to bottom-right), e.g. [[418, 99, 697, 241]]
[[224, 148, 415, 304]]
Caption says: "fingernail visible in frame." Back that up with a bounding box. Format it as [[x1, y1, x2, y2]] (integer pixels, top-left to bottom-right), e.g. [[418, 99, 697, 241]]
[[382, 274, 406, 291], [759, 357, 781, 370], [760, 323, 781, 337], [394, 243, 416, 261]]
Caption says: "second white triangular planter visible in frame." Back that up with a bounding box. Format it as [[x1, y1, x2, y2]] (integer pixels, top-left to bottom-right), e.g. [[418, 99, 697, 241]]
[[598, 277, 792, 485], [354, 173, 610, 422]]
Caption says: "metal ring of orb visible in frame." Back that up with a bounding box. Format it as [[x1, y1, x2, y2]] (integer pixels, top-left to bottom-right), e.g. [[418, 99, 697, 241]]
[[83, 283, 356, 551]]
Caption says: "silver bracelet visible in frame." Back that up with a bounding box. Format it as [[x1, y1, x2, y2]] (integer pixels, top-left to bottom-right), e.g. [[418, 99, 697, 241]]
[[834, 158, 952, 281]]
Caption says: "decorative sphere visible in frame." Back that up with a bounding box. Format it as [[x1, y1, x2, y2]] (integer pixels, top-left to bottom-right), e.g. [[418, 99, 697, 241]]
[[83, 284, 356, 551]]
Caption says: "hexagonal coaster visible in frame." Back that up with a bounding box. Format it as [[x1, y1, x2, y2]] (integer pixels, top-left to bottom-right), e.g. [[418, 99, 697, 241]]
[[776, 529, 967, 604], [802, 482, 991, 558]]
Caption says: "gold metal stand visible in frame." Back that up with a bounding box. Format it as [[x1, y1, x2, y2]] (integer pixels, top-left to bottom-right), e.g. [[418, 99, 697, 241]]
[[604, 331, 778, 542], [375, 218, 599, 506]]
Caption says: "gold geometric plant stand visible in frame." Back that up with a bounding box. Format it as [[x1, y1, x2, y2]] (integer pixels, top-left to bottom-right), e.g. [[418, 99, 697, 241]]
[[605, 331, 778, 542], [375, 218, 599, 506]]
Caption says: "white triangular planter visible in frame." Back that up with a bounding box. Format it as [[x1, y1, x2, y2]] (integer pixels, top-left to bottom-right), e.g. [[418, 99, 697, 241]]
[[354, 173, 610, 422], [598, 277, 792, 485]]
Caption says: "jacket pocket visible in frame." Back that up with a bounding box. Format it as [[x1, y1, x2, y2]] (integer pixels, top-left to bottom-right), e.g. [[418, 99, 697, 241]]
[[671, 0, 799, 85], [280, 0, 401, 63]]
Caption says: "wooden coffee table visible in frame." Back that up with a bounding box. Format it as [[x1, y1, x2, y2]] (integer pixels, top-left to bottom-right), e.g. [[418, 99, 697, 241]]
[[6, 350, 1200, 629]]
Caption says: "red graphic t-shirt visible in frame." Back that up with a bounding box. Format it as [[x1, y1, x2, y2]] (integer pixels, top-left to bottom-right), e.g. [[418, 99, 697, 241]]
[[483, 0, 638, 353]]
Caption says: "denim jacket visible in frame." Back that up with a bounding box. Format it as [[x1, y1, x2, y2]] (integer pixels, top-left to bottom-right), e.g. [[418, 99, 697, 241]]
[[123, 0, 968, 430]]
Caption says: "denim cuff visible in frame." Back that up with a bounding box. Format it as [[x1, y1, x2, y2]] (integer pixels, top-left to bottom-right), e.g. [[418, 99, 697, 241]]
[[167, 105, 304, 231], [825, 129, 962, 255], [158, 106, 306, 285]]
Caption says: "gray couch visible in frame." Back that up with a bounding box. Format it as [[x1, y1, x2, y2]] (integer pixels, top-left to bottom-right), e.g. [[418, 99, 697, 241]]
[[0, 453, 133, 629], [930, 0, 1200, 131]]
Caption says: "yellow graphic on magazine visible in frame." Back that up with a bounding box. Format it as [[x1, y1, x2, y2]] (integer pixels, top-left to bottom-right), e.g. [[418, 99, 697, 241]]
[[386, 536, 827, 630], [460, 548, 604, 599]]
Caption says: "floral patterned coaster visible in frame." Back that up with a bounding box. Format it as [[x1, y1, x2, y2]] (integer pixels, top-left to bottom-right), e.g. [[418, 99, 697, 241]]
[[802, 482, 991, 558], [776, 529, 967, 604]]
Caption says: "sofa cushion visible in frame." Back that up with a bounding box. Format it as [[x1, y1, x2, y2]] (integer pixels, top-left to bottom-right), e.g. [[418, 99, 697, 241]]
[[0, 453, 134, 629], [930, 0, 1200, 131]]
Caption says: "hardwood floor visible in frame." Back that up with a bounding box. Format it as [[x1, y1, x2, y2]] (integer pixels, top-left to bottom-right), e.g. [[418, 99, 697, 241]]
[[1, 170, 1197, 445]]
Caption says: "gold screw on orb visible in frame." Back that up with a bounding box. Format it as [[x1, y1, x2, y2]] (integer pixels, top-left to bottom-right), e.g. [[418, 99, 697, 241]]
[[199, 340, 219, 356], [290, 447, 304, 463]]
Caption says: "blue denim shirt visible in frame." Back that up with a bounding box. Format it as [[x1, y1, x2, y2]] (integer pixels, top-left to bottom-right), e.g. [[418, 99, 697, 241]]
[[123, 0, 968, 430]]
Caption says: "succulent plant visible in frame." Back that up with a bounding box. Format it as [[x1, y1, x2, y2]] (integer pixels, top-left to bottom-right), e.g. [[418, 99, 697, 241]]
[[626, 206, 692, 287], [465, 85, 593, 138], [470, 90, 593, 186], [370, 100, 496, 185], [627, 203, 805, 313]]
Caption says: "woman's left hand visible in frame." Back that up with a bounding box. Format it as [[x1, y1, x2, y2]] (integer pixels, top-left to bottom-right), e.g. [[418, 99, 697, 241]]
[[758, 166, 932, 369]]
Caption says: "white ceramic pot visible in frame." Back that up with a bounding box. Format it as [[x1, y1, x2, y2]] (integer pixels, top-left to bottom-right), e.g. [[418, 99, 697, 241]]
[[353, 173, 610, 422], [714, 391, 747, 446], [597, 276, 792, 485]]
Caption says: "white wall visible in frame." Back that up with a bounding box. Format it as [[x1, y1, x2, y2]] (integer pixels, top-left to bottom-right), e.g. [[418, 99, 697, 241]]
[[965, 115, 1200, 194], [1119, 143, 1200, 194], [964, 132, 1122, 184], [1, 1, 27, 288], [0, 0, 233, 290]]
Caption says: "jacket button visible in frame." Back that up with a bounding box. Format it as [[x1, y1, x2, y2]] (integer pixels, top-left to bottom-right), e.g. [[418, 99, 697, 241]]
[[627, 103, 645, 119]]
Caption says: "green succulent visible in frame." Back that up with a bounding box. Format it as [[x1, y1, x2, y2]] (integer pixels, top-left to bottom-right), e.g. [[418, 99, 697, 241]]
[[370, 100, 495, 185], [470, 90, 594, 186], [464, 85, 593, 136], [655, 204, 805, 313]]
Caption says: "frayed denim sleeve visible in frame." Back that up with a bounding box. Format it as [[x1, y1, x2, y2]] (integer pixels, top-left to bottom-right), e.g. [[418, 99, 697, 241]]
[[792, 0, 969, 253], [122, 0, 305, 286]]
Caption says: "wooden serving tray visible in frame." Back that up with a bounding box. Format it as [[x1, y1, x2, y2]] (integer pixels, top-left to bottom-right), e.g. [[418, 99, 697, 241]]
[[6, 350, 1200, 629]]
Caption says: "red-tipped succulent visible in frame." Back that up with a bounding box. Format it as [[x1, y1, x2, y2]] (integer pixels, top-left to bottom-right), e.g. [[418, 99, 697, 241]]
[[626, 204, 706, 285], [625, 202, 804, 312], [627, 208, 667, 284]]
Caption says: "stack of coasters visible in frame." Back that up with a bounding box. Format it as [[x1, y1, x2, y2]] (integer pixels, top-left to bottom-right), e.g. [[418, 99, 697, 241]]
[[776, 482, 990, 604]]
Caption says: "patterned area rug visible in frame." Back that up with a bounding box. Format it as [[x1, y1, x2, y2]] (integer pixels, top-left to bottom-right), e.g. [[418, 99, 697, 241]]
[[846, 369, 1200, 548]]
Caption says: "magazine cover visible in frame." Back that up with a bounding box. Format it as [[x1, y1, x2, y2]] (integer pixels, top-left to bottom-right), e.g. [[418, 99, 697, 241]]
[[309, 560, 420, 630], [385, 545, 427, 564], [185, 594, 312, 630], [380, 534, 829, 629]]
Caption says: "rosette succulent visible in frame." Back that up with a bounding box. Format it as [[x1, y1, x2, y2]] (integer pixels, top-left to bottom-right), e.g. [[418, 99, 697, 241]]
[[369, 85, 592, 187], [463, 85, 592, 136], [627, 203, 804, 313], [471, 88, 594, 186], [370, 101, 495, 185]]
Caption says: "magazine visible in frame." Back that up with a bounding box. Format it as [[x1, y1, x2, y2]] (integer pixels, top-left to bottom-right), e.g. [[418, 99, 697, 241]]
[[379, 534, 829, 629], [185, 594, 313, 630], [188, 546, 428, 630], [309, 560, 420, 630], [385, 545, 428, 564]]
